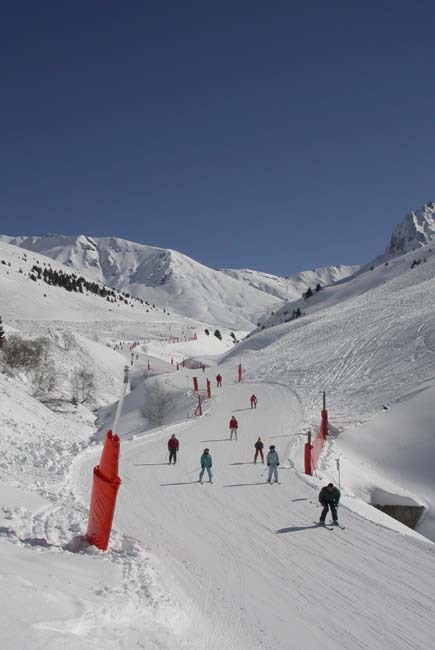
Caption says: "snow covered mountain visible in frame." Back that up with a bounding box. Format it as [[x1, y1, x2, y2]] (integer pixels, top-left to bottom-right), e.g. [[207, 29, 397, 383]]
[[221, 265, 359, 301], [2, 211, 435, 649], [0, 234, 358, 329], [386, 201, 435, 258]]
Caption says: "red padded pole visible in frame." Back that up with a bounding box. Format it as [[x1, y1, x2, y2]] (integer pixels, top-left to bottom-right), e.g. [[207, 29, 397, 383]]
[[304, 443, 313, 475]]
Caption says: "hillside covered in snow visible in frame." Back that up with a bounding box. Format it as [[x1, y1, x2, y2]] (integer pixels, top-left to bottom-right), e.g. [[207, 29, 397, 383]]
[[1, 233, 358, 329], [1, 206, 435, 649]]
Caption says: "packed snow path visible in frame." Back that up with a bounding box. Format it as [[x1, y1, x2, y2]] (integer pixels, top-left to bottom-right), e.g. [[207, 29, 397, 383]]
[[77, 379, 435, 650]]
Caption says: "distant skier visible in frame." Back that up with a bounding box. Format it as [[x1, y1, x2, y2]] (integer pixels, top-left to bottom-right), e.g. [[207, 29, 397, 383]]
[[250, 394, 257, 409], [147, 360, 150, 371], [318, 483, 340, 526], [199, 448, 213, 483], [168, 434, 179, 465], [266, 445, 279, 483], [254, 437, 264, 463], [216, 373, 222, 387], [229, 415, 238, 440]]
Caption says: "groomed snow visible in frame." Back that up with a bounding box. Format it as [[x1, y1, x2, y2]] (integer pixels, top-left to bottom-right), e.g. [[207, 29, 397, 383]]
[[1, 233, 435, 649]]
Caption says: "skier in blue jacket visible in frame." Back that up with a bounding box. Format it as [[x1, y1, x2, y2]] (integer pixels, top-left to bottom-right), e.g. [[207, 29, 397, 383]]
[[199, 448, 213, 483]]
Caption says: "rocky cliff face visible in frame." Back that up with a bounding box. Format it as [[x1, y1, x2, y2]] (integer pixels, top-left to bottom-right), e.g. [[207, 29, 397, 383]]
[[386, 202, 435, 258]]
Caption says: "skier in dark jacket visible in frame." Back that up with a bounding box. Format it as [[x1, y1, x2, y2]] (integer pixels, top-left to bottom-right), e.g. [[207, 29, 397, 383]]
[[319, 483, 341, 525], [254, 437, 264, 463], [168, 434, 179, 465]]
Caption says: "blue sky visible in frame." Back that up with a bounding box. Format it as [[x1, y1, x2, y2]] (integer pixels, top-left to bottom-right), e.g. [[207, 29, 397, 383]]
[[2, 1, 435, 275]]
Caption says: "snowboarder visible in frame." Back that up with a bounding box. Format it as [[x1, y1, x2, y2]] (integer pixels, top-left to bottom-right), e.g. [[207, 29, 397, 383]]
[[254, 437, 264, 463], [216, 373, 222, 387], [229, 415, 238, 440], [250, 394, 257, 409], [168, 434, 179, 465], [318, 483, 340, 525], [266, 445, 279, 483], [199, 448, 213, 483]]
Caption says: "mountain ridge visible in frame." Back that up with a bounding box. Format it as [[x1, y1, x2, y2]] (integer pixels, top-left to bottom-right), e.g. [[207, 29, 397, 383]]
[[0, 233, 357, 329]]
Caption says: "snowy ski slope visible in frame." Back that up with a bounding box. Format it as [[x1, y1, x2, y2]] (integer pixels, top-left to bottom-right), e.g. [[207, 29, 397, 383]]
[[0, 233, 435, 648]]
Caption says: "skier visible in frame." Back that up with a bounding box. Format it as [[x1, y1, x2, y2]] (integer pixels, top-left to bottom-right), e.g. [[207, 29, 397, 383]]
[[216, 373, 222, 387], [229, 415, 238, 440], [167, 434, 179, 464], [254, 436, 264, 463], [266, 445, 279, 483], [199, 448, 213, 483], [250, 394, 257, 409], [318, 482, 341, 526]]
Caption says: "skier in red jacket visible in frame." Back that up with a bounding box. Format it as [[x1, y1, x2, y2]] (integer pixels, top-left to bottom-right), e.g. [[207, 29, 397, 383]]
[[229, 416, 238, 441], [168, 434, 179, 464], [216, 373, 222, 387], [250, 394, 257, 409]]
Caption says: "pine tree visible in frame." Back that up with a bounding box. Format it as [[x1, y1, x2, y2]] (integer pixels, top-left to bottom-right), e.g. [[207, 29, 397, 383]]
[[0, 317, 5, 349]]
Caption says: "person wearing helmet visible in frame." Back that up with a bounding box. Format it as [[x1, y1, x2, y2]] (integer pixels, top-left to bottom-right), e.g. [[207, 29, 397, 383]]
[[250, 394, 257, 409], [199, 448, 213, 483], [266, 445, 279, 483], [318, 482, 340, 525]]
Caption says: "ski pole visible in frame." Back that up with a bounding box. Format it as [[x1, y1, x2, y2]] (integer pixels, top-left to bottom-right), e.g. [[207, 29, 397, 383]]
[[336, 458, 341, 492]]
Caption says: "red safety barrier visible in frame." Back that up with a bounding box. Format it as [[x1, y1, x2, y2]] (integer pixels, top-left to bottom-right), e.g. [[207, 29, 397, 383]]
[[192, 377, 199, 392], [304, 443, 313, 475], [87, 430, 122, 551], [305, 410, 329, 476], [98, 429, 120, 481], [206, 379, 211, 398], [320, 409, 328, 437]]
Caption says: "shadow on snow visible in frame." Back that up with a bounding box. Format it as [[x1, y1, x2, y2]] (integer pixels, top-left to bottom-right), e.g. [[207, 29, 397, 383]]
[[276, 524, 320, 534]]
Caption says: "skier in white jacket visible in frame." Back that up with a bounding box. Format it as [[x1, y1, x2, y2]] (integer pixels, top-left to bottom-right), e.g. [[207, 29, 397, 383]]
[[266, 445, 279, 483]]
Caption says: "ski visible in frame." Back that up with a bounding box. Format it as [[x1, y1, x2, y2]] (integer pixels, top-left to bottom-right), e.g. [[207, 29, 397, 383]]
[[313, 521, 334, 530]]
